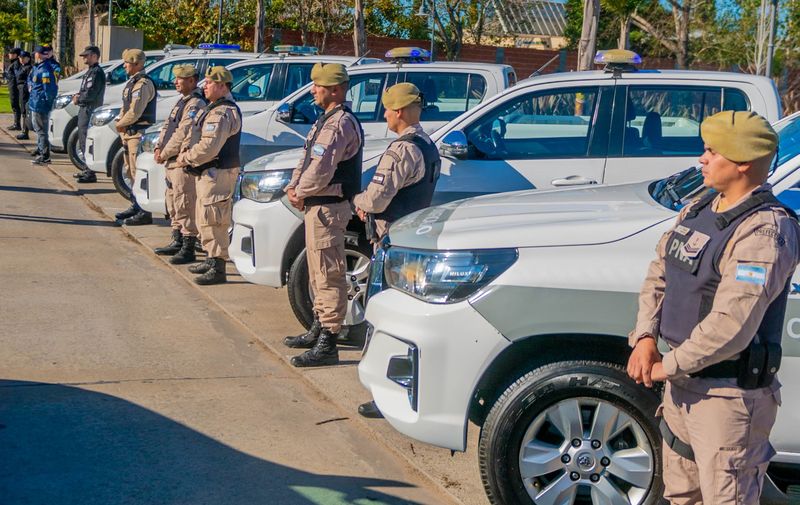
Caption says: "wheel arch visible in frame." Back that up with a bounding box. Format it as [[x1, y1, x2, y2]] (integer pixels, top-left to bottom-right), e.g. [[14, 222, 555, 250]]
[[468, 333, 633, 426], [106, 137, 123, 176], [62, 115, 79, 148]]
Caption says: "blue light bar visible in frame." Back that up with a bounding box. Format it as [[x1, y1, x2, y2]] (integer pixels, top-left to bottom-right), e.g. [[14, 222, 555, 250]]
[[198, 43, 241, 51], [385, 47, 431, 61], [594, 49, 642, 66], [274, 45, 319, 55]]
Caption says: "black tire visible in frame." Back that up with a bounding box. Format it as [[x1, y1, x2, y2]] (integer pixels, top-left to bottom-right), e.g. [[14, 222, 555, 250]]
[[67, 128, 87, 171], [286, 231, 373, 346], [110, 147, 132, 201], [479, 360, 664, 505]]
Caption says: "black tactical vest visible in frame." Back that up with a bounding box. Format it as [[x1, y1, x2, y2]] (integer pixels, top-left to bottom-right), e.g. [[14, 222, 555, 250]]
[[660, 190, 795, 352], [162, 90, 207, 153], [375, 133, 441, 222], [302, 104, 364, 206], [190, 98, 242, 169], [121, 73, 156, 126]]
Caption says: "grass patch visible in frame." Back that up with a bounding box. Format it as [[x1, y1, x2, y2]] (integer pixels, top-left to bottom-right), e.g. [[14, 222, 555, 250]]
[[0, 85, 11, 113]]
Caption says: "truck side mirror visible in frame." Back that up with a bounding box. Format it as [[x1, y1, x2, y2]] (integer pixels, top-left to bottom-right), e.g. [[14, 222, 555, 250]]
[[277, 103, 293, 124], [440, 130, 468, 159]]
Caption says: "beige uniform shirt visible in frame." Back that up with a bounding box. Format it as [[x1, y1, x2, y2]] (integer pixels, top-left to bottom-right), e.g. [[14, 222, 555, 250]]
[[157, 92, 205, 168], [353, 124, 429, 215], [286, 106, 362, 200], [177, 92, 241, 168], [630, 184, 800, 397], [116, 71, 156, 129]]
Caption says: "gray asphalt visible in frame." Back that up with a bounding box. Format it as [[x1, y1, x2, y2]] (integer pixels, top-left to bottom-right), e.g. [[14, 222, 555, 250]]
[[0, 130, 447, 505]]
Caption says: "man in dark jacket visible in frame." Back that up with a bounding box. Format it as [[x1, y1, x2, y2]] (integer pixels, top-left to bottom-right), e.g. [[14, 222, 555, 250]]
[[28, 45, 58, 165], [5, 47, 22, 130], [14, 51, 32, 140], [74, 46, 106, 183]]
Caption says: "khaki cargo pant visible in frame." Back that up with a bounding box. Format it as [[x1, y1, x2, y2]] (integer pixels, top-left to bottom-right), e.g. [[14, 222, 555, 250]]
[[304, 201, 351, 333], [165, 166, 198, 237], [661, 381, 779, 505], [194, 167, 238, 259], [121, 132, 141, 182]]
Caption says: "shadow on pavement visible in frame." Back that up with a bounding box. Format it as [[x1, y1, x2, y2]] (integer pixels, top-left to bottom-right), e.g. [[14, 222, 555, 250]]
[[0, 379, 425, 505], [0, 212, 116, 227], [0, 185, 117, 197]]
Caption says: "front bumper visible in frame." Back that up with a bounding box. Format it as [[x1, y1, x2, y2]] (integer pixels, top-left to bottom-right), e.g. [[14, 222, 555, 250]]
[[49, 105, 77, 150], [84, 124, 118, 174], [230, 198, 302, 287], [133, 152, 168, 215], [358, 289, 510, 451]]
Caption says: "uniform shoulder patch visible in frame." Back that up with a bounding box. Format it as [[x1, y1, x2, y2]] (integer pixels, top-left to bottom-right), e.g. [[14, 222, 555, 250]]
[[384, 150, 401, 163], [204, 123, 217, 132], [754, 226, 785, 247], [735, 264, 767, 285], [133, 90, 141, 98], [372, 173, 386, 185], [312, 144, 326, 156], [188, 109, 198, 118]]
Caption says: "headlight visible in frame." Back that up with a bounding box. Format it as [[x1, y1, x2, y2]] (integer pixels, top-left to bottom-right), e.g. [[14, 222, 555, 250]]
[[139, 131, 160, 154], [384, 247, 518, 304], [54, 94, 74, 109], [91, 108, 120, 127], [239, 169, 293, 203]]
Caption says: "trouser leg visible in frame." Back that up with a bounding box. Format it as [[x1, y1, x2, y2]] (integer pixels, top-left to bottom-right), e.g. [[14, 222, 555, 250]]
[[195, 168, 238, 259], [77, 106, 92, 167], [9, 84, 20, 126], [32, 112, 50, 158], [18, 88, 29, 133], [123, 134, 141, 183], [661, 382, 703, 505], [167, 167, 198, 237]]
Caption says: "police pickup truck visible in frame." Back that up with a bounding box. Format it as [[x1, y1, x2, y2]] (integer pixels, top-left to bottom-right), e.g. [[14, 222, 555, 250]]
[[230, 50, 782, 338], [358, 111, 800, 505]]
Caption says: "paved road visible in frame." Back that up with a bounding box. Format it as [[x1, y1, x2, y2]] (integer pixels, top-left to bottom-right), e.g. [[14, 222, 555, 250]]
[[0, 131, 449, 505]]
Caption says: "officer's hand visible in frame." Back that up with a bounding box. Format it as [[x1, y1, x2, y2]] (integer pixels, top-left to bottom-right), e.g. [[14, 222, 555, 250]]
[[286, 188, 303, 210], [650, 362, 667, 382], [356, 208, 366, 221], [154, 149, 162, 164], [71, 95, 78, 104], [115, 124, 125, 133], [627, 336, 661, 388]]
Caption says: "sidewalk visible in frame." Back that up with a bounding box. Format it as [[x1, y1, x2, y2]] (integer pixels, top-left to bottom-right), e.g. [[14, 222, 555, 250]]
[[0, 121, 487, 505]]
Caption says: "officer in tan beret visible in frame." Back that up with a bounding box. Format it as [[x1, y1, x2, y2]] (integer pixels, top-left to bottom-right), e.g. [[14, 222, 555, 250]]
[[176, 66, 242, 285], [152, 64, 207, 264], [627, 111, 800, 504], [283, 62, 364, 367], [354, 82, 440, 245], [114, 48, 157, 226]]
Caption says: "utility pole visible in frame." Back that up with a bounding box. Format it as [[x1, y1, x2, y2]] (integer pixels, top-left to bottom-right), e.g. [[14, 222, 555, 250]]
[[89, 0, 96, 46], [577, 0, 600, 71], [216, 0, 224, 44], [353, 0, 367, 56], [254, 0, 265, 52], [27, 0, 34, 49], [765, 0, 778, 77]]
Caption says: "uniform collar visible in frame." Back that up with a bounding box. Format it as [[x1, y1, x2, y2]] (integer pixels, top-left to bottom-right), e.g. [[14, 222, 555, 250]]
[[398, 124, 424, 137], [712, 183, 773, 212]]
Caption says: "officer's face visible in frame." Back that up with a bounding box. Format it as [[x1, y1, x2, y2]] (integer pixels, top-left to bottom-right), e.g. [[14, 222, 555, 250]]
[[311, 83, 333, 108], [175, 76, 197, 95], [699, 144, 744, 191], [123, 61, 143, 76], [204, 80, 227, 101], [384, 107, 401, 133]]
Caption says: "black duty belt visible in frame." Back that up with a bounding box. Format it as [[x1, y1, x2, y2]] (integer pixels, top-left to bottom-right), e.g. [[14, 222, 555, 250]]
[[688, 359, 740, 379], [304, 195, 346, 206]]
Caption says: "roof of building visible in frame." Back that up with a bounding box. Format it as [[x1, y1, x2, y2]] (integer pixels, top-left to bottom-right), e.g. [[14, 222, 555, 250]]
[[487, 0, 566, 38]]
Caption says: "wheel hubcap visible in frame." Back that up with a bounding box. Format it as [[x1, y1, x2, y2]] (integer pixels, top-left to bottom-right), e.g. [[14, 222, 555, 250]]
[[518, 397, 654, 505]]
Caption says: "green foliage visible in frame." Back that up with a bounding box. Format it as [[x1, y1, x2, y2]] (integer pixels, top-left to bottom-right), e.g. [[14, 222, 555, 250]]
[[0, 12, 33, 47]]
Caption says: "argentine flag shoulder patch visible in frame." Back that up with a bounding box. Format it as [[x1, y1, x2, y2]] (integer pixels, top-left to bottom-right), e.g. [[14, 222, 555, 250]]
[[736, 264, 767, 285]]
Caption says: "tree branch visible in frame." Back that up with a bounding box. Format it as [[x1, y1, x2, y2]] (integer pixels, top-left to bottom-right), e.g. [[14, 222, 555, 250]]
[[631, 13, 679, 53]]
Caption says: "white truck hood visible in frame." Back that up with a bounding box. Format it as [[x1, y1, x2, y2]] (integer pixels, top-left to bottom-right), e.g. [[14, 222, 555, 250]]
[[242, 138, 393, 172], [389, 181, 677, 250]]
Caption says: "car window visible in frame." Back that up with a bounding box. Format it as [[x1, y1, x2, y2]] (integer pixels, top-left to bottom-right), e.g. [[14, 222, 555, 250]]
[[622, 86, 750, 157], [109, 65, 128, 85], [404, 72, 488, 122], [464, 87, 600, 160], [290, 72, 387, 124], [284, 64, 314, 96], [144, 56, 162, 67], [147, 59, 200, 90], [205, 56, 246, 69], [230, 64, 274, 101]]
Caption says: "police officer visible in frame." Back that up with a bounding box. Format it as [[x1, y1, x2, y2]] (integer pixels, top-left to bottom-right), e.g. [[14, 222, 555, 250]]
[[283, 63, 363, 368], [14, 51, 32, 141], [114, 48, 156, 226], [353, 82, 440, 245], [74, 46, 106, 184], [28, 45, 58, 165], [5, 47, 22, 130], [152, 64, 206, 264], [175, 66, 241, 285], [627, 111, 800, 504]]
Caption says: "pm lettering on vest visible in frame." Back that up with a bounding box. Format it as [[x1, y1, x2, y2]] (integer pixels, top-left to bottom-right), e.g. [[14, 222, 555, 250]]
[[666, 234, 700, 273]]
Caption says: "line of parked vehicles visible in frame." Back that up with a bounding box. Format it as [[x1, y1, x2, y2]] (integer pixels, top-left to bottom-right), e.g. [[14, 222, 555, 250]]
[[55, 44, 800, 504]]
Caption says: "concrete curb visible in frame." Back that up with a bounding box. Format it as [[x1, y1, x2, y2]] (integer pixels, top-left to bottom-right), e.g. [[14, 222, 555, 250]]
[[1, 125, 473, 505]]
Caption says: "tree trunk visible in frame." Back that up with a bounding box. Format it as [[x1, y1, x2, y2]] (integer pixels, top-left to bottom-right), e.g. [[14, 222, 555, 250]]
[[577, 0, 600, 70], [618, 16, 630, 49], [254, 0, 265, 52], [671, 0, 691, 68], [88, 0, 96, 46], [54, 0, 68, 64], [353, 0, 367, 56]]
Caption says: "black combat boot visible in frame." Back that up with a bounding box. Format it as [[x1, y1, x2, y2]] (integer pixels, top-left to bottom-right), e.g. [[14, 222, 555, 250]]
[[283, 319, 322, 348], [155, 230, 183, 256], [9, 124, 21, 131], [290, 329, 339, 367], [16, 132, 29, 140], [115, 204, 139, 221], [76, 171, 97, 183], [194, 257, 226, 285], [188, 257, 213, 274], [170, 236, 197, 265], [122, 210, 153, 226], [357, 401, 384, 419]]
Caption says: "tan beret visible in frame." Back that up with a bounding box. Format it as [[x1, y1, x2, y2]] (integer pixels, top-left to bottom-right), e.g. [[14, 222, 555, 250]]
[[382, 82, 422, 110], [311, 62, 348, 86], [123, 48, 145, 64], [205, 65, 233, 83], [172, 64, 199, 78], [701, 111, 777, 162]]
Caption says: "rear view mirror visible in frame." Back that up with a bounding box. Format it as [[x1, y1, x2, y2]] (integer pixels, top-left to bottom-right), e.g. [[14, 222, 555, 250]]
[[440, 130, 468, 159]]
